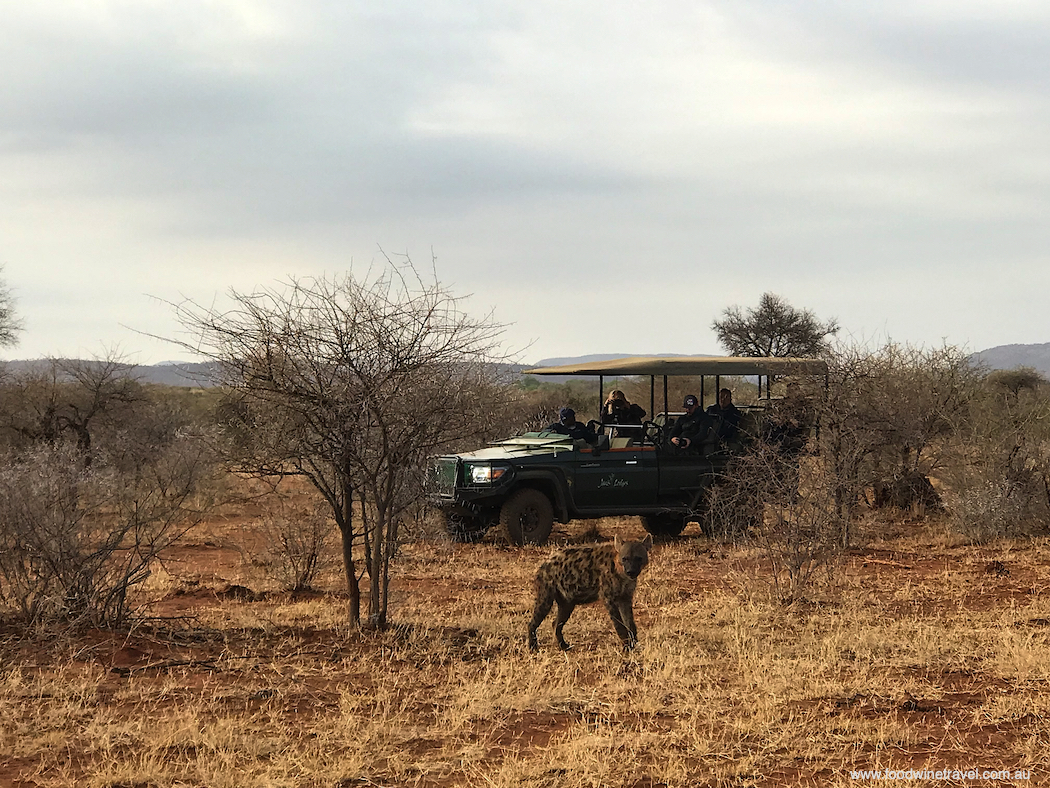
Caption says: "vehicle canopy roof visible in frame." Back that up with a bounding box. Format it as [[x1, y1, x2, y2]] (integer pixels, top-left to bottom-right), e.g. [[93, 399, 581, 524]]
[[527, 355, 827, 419], [528, 355, 827, 377]]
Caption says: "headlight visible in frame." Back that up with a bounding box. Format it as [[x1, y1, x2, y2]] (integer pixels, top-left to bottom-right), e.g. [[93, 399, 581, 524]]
[[469, 463, 510, 484]]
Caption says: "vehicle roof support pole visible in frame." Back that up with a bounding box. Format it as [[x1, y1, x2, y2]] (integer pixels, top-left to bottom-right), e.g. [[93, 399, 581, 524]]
[[598, 375, 604, 415], [649, 376, 655, 420], [663, 375, 668, 416], [701, 376, 705, 408], [817, 371, 829, 442]]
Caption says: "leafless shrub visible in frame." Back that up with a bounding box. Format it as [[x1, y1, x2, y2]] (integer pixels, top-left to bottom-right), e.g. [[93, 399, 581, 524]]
[[817, 342, 979, 542], [941, 372, 1050, 542], [251, 503, 337, 592], [489, 383, 598, 437], [709, 442, 844, 601], [946, 479, 1046, 543], [0, 436, 217, 627], [0, 266, 22, 349], [0, 355, 146, 461]]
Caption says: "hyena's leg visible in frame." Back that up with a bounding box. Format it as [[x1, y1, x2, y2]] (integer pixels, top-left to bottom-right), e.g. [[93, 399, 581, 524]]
[[619, 598, 638, 649], [604, 597, 637, 650], [528, 587, 555, 651], [553, 596, 577, 651]]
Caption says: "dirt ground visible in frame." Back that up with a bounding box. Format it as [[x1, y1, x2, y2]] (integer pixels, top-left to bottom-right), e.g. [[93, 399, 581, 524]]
[[3, 486, 1050, 787]]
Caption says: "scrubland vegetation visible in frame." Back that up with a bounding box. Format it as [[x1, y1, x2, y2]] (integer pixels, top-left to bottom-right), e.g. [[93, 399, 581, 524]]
[[5, 508, 1050, 787], [2, 274, 1050, 785]]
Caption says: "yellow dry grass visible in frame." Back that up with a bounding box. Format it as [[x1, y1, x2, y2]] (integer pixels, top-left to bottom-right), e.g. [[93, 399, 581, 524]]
[[4, 508, 1050, 787]]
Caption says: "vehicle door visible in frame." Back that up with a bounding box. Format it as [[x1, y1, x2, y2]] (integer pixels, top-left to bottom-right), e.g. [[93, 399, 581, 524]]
[[656, 448, 715, 508], [572, 443, 659, 510]]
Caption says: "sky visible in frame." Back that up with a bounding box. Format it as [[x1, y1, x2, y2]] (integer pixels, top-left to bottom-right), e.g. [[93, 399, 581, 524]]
[[1, 1, 1048, 365]]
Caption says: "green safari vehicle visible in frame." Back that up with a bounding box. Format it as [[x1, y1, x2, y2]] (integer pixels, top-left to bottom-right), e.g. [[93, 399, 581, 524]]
[[429, 356, 827, 545]]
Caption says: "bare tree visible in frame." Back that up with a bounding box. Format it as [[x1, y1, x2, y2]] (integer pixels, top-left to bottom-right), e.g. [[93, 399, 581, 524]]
[[0, 266, 23, 349], [167, 263, 509, 628], [985, 367, 1048, 400], [713, 293, 838, 358], [815, 342, 979, 543], [0, 355, 145, 462]]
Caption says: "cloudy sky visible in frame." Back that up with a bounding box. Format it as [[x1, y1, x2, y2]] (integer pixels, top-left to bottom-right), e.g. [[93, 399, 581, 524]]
[[1, 1, 1047, 364]]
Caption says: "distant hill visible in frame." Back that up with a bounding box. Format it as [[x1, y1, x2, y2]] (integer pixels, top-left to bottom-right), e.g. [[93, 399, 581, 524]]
[[971, 343, 1050, 377], [1, 359, 222, 388], [137, 362, 222, 387], [8, 347, 1045, 389]]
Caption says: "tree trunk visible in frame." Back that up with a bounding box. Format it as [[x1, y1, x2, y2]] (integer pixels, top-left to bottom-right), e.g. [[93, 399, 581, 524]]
[[339, 523, 360, 626], [369, 510, 385, 629], [339, 482, 360, 627], [379, 516, 396, 627]]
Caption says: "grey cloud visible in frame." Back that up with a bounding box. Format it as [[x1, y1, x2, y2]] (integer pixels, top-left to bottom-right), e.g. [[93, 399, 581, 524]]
[[3, 1, 628, 229], [753, 2, 1050, 92], [2, 1, 1050, 361]]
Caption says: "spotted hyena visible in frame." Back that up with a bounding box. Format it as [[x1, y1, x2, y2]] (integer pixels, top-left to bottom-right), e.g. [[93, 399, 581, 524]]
[[528, 534, 653, 651]]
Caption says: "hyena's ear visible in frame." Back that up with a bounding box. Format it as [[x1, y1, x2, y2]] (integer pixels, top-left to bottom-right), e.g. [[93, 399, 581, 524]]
[[614, 535, 622, 550], [641, 533, 653, 550]]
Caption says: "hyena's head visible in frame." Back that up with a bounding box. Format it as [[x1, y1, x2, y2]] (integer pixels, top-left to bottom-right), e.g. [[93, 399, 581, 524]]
[[614, 533, 653, 579]]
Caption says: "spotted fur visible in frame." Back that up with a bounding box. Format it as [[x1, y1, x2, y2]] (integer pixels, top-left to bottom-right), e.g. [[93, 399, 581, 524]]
[[528, 534, 653, 651]]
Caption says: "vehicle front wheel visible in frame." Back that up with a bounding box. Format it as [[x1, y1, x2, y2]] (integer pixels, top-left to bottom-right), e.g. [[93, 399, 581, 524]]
[[641, 513, 687, 538], [441, 511, 490, 543], [500, 489, 554, 546]]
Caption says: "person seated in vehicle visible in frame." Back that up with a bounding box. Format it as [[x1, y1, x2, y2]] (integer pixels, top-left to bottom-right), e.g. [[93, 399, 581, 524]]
[[601, 389, 646, 439], [669, 394, 711, 451], [706, 388, 743, 447], [765, 382, 813, 457], [546, 407, 599, 444]]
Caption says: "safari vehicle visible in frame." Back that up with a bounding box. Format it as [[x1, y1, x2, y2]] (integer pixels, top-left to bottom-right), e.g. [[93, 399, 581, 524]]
[[429, 356, 827, 545]]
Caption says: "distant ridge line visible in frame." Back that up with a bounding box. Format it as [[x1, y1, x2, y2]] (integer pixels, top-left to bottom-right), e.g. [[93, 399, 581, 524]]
[[970, 342, 1050, 377], [6, 344, 1046, 387]]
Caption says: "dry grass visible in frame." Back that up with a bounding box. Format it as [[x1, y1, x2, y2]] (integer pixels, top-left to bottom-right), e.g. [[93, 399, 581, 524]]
[[3, 499, 1050, 787]]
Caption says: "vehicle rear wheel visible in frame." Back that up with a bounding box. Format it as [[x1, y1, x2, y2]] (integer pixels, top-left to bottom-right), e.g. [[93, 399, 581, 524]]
[[500, 489, 554, 545], [641, 512, 687, 538]]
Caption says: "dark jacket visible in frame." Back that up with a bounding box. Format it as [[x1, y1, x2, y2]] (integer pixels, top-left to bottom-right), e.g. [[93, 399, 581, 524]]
[[669, 408, 711, 447], [601, 401, 646, 425], [706, 403, 742, 443], [547, 420, 598, 444]]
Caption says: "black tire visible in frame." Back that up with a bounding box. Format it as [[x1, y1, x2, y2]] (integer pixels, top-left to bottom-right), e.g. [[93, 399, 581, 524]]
[[441, 511, 489, 543], [641, 512, 687, 538], [500, 488, 554, 546]]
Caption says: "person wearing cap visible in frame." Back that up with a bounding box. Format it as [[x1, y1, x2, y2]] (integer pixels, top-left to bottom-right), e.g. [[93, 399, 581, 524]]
[[669, 394, 711, 450], [706, 388, 743, 445], [546, 407, 598, 444]]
